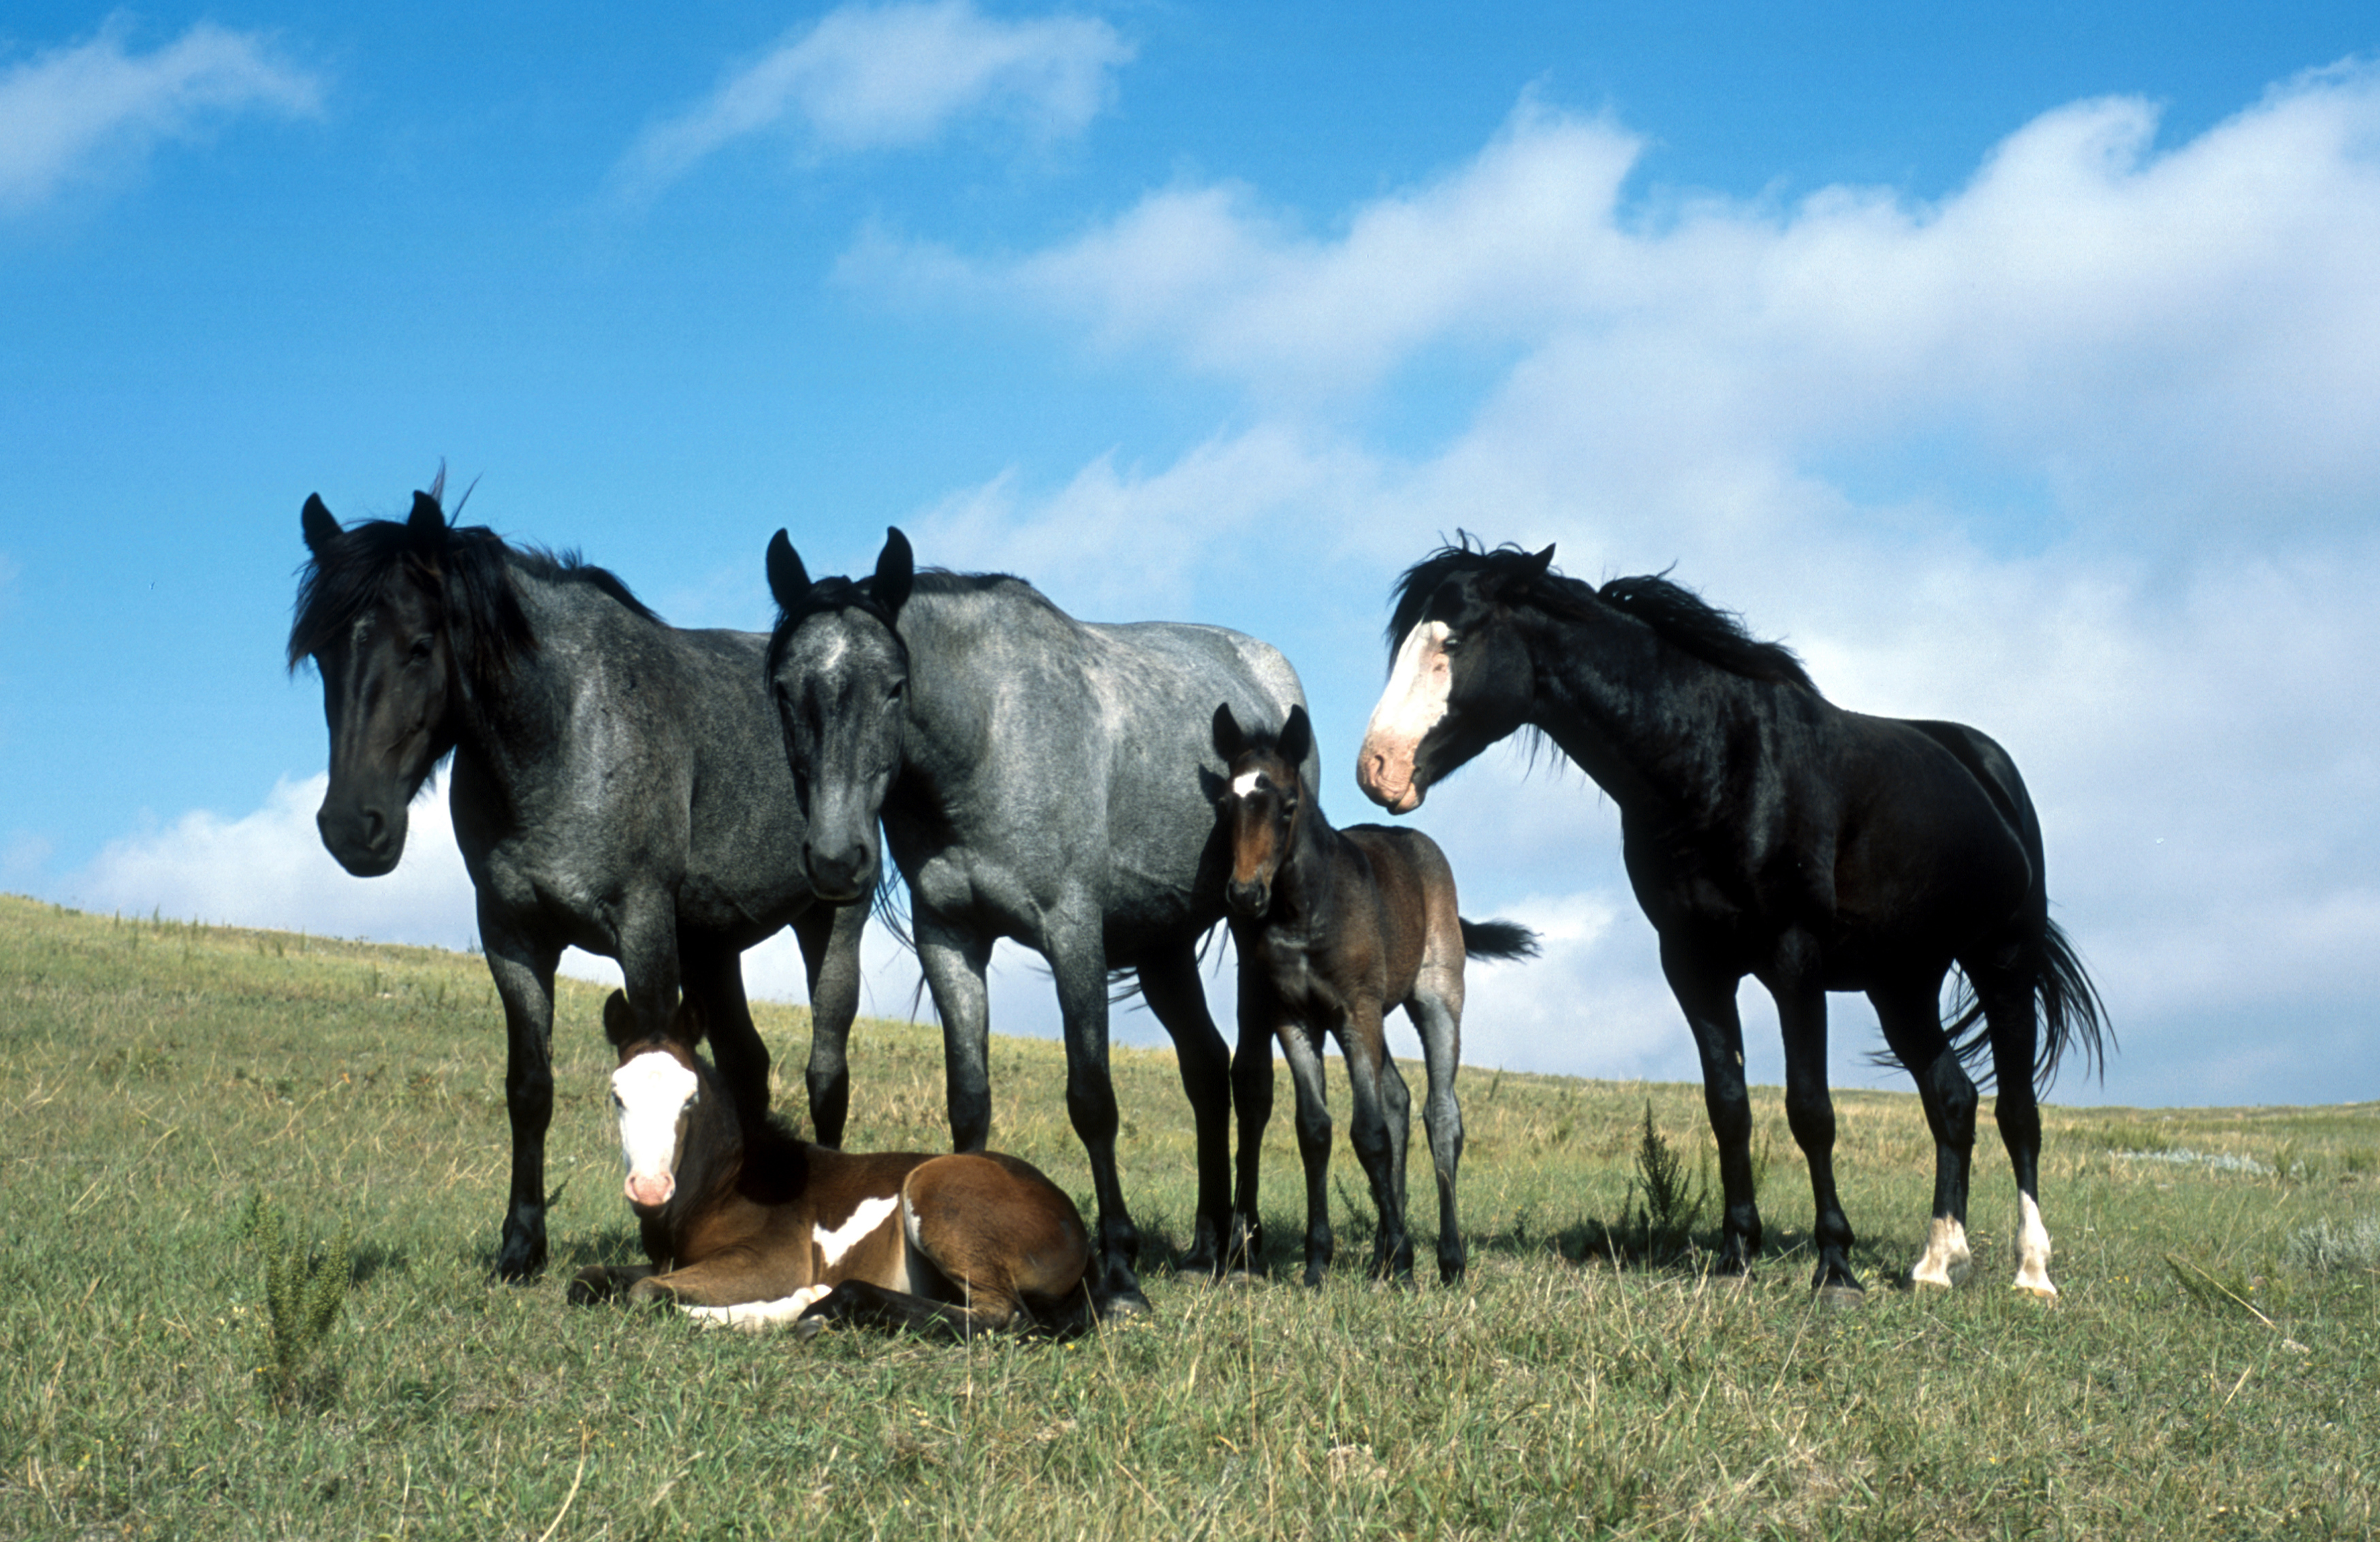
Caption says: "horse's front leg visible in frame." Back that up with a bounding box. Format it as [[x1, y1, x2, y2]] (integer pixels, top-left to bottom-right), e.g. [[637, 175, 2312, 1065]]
[[480, 908, 560, 1281], [1763, 937, 1858, 1295], [793, 899, 868, 1148], [1136, 940, 1236, 1277], [1224, 956, 1280, 1277], [565, 1263, 660, 1305], [1042, 921, 1152, 1315], [913, 912, 995, 1153], [1662, 933, 1762, 1275], [1275, 1019, 1335, 1286], [682, 935, 769, 1128]]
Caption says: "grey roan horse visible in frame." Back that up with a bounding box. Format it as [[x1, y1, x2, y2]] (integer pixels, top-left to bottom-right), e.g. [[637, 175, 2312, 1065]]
[[289, 476, 867, 1279], [763, 527, 1310, 1312]]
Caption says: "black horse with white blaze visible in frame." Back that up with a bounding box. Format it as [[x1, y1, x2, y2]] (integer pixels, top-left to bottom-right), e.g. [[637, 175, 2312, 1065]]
[[763, 528, 1312, 1313], [1357, 539, 2108, 1298], [289, 476, 867, 1279]]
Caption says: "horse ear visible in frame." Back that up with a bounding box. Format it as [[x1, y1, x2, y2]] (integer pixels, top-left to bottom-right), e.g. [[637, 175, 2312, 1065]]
[[873, 527, 915, 617], [408, 489, 448, 549], [765, 529, 811, 611], [1519, 544, 1556, 583], [301, 494, 340, 556], [1277, 703, 1313, 771], [1212, 702, 1245, 762]]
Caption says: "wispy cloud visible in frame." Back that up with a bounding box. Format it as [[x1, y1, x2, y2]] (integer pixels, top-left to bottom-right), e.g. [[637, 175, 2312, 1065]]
[[863, 62, 2380, 1104], [617, 0, 1130, 199], [0, 17, 322, 213]]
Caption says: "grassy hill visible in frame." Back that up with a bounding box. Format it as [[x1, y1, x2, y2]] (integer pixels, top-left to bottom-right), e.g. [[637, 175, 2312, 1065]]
[[1, 893, 2374, 1539]]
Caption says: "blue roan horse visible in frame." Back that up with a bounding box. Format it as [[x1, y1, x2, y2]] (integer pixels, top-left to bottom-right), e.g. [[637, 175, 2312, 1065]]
[[1358, 541, 2109, 1298], [289, 477, 868, 1279], [763, 528, 1312, 1313]]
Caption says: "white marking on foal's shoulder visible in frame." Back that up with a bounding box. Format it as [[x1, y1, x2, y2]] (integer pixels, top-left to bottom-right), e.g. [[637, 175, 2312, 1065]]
[[814, 1193, 899, 1267]]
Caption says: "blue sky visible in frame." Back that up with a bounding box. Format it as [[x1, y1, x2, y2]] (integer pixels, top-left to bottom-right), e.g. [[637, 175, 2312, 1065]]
[[5, 3, 2377, 1109]]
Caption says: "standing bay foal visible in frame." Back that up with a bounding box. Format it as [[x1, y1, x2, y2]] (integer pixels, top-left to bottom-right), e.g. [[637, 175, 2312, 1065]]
[[571, 998, 1096, 1339], [1212, 703, 1536, 1287]]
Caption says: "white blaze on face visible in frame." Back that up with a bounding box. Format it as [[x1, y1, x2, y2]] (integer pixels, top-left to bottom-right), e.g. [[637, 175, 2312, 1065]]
[[2011, 1192, 2057, 1298], [1231, 769, 1263, 799], [614, 1050, 698, 1209], [1359, 620, 1453, 812], [814, 1193, 900, 1268]]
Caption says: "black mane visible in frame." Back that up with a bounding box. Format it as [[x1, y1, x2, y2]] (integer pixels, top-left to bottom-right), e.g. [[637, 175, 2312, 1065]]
[[1387, 536, 1820, 695], [765, 566, 1049, 676], [287, 495, 659, 684]]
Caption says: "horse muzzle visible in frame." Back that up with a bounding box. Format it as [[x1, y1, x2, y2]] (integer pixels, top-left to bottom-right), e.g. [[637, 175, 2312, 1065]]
[[316, 800, 407, 878], [1224, 878, 1272, 919]]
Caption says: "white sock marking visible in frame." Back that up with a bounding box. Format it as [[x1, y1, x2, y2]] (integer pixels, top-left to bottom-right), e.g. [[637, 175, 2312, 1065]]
[[1910, 1216, 1973, 1289], [2011, 1191, 2057, 1298]]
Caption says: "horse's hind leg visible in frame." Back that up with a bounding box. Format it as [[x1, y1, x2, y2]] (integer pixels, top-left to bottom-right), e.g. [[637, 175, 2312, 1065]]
[[1406, 980, 1467, 1285], [1979, 968, 2057, 1298], [1341, 1006, 1415, 1284], [1871, 975, 1978, 1289], [794, 900, 867, 1148], [1137, 941, 1236, 1277], [480, 910, 560, 1281]]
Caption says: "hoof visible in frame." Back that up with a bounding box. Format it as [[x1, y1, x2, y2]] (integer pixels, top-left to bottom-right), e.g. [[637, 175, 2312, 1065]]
[[1816, 1284, 1868, 1312], [2010, 1282, 2060, 1303], [564, 1269, 610, 1306], [1097, 1286, 1154, 1322]]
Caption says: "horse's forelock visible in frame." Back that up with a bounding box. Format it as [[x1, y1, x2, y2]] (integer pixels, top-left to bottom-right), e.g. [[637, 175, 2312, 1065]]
[[765, 574, 904, 679], [1384, 537, 1570, 665], [287, 509, 541, 681]]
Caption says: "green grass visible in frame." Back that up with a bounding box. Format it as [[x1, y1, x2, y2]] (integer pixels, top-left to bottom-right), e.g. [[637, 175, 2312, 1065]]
[[1, 893, 2375, 1539]]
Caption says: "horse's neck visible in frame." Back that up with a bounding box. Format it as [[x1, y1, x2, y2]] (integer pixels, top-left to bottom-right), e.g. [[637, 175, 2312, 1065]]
[[1524, 607, 1766, 819], [886, 592, 997, 812], [447, 570, 607, 796], [1267, 788, 1350, 936]]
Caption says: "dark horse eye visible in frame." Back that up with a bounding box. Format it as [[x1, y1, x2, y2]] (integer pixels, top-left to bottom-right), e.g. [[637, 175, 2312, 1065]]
[[408, 635, 435, 662]]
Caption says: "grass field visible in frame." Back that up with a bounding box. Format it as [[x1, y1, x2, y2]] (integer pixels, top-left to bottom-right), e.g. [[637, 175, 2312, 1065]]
[[2, 893, 2375, 1539]]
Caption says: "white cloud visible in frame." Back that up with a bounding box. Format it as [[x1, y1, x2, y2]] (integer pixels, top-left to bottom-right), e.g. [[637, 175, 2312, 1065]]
[[618, 0, 1130, 197], [840, 63, 2380, 1106], [0, 18, 322, 212], [61, 773, 478, 947]]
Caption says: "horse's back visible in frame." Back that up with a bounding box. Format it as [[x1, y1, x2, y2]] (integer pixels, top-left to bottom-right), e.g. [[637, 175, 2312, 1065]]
[[1339, 823, 1463, 993]]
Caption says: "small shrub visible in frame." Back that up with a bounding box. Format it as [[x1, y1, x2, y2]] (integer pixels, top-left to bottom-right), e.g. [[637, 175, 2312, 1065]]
[[237, 1193, 353, 1409], [2285, 1214, 2380, 1277]]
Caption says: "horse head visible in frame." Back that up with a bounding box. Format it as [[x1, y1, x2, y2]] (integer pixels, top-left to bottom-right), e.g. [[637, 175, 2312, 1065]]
[[601, 992, 714, 1214], [1212, 701, 1314, 920], [763, 527, 912, 904], [1357, 542, 1552, 814], [291, 485, 471, 876]]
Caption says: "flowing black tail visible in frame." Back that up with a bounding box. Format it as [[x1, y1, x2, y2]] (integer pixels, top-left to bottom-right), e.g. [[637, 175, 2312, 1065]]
[[1459, 918, 1540, 961]]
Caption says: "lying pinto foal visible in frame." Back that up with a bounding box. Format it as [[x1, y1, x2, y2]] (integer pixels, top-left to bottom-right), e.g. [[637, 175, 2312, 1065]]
[[569, 997, 1096, 1339]]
